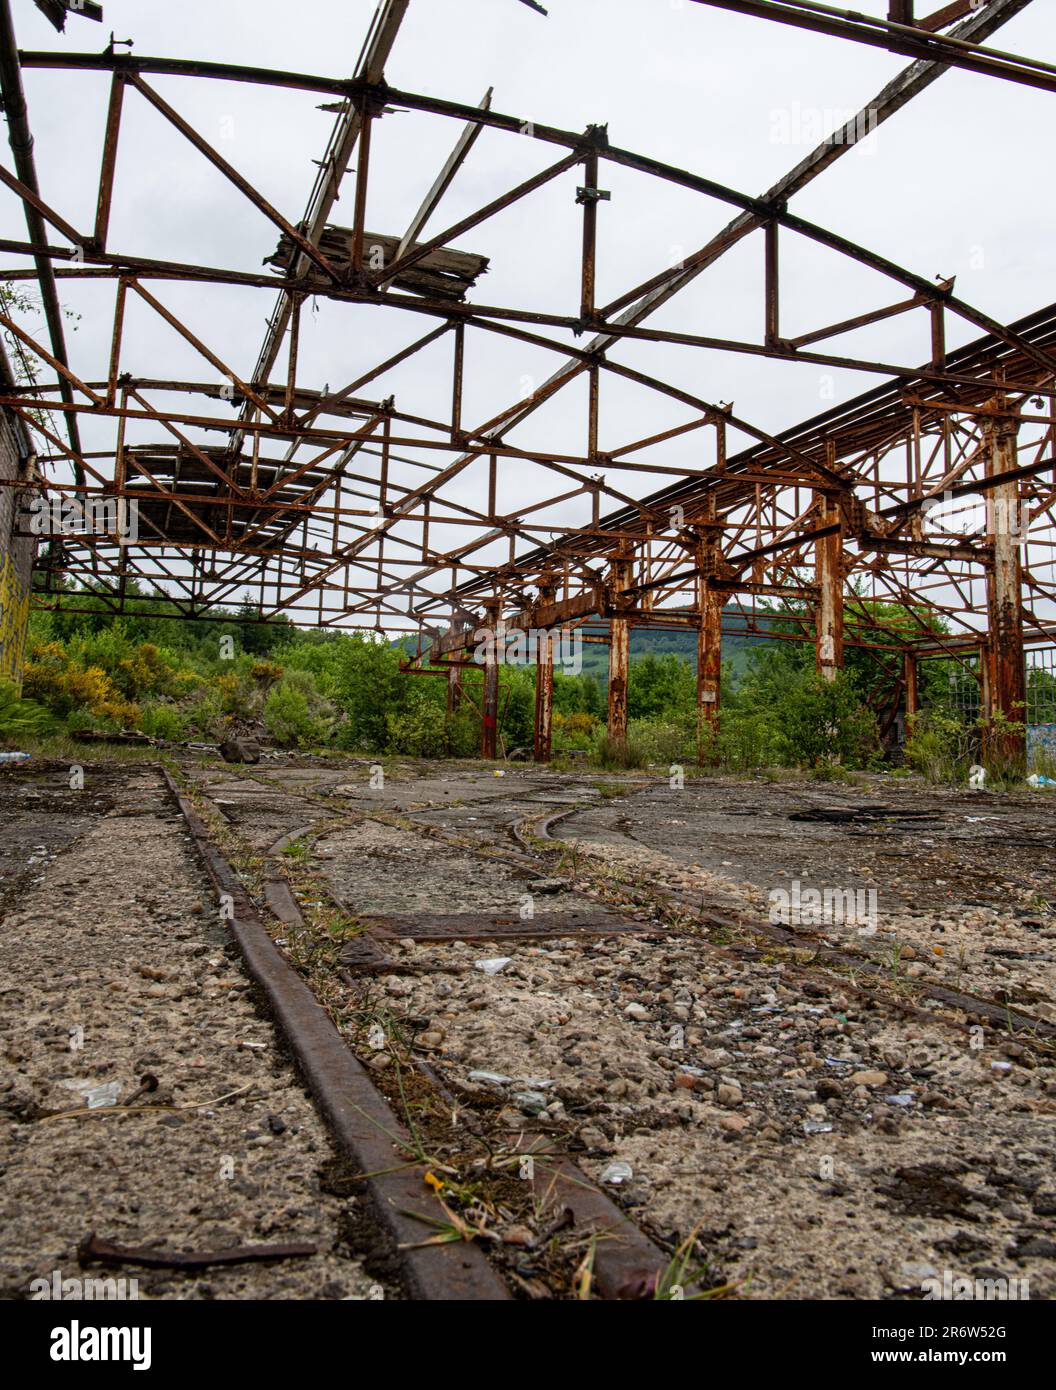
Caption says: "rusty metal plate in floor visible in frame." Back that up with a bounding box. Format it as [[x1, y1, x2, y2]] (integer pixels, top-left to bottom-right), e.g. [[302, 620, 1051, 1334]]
[[338, 934, 393, 973], [360, 911, 648, 942]]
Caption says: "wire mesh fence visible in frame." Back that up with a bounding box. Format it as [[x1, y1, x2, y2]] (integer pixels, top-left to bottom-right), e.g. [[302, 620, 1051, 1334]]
[[1027, 646, 1056, 725]]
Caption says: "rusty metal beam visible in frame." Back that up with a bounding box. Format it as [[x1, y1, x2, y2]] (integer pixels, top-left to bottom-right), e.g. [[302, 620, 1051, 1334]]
[[983, 399, 1027, 767], [689, 1, 1054, 95]]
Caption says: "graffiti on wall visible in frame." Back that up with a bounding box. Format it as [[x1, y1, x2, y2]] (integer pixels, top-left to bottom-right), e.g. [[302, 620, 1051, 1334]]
[[1028, 723, 1056, 770], [0, 547, 30, 689]]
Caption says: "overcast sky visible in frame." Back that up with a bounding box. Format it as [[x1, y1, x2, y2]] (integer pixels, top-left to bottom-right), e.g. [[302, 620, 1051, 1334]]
[[3, 0, 1054, 628]]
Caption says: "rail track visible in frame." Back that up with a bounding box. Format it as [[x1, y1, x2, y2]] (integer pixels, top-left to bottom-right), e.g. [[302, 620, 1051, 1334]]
[[167, 764, 683, 1299]]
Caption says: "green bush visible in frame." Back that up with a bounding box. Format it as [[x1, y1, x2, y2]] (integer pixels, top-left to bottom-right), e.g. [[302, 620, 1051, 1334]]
[[385, 699, 449, 757], [629, 715, 696, 765], [0, 679, 54, 740], [501, 667, 535, 750], [446, 707, 480, 758], [139, 701, 188, 743], [330, 635, 407, 750], [628, 653, 696, 719], [904, 709, 974, 783], [552, 710, 599, 751], [764, 670, 878, 768], [263, 670, 333, 747], [717, 708, 785, 771], [592, 731, 647, 769]]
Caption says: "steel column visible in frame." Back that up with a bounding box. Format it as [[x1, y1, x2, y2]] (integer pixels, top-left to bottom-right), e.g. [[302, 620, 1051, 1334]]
[[983, 401, 1027, 768], [695, 522, 723, 763], [446, 659, 462, 716], [481, 598, 500, 759], [904, 651, 919, 721], [606, 551, 633, 745], [815, 487, 844, 681], [534, 575, 556, 762]]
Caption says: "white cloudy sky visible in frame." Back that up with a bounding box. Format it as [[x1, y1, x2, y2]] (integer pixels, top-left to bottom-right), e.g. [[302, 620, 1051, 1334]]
[[3, 0, 1054, 625]]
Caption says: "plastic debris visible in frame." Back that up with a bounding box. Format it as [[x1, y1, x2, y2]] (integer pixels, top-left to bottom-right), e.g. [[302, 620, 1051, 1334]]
[[60, 1079, 121, 1109], [0, 751, 31, 763], [474, 956, 513, 975], [600, 1161, 633, 1185], [467, 1070, 512, 1086], [990, 1060, 1012, 1074], [803, 1120, 833, 1135], [886, 1093, 915, 1107], [512, 1090, 549, 1115], [1027, 773, 1056, 788]]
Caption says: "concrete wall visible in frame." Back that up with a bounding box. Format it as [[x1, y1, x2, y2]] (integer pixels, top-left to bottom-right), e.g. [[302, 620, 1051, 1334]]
[[0, 367, 34, 690]]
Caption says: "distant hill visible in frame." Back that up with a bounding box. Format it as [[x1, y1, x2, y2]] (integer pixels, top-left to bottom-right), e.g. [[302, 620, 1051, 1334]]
[[394, 604, 781, 686], [578, 622, 769, 684]]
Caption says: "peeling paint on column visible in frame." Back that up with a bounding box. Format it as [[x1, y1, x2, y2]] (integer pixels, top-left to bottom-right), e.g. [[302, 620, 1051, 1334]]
[[0, 403, 34, 693], [0, 549, 30, 687]]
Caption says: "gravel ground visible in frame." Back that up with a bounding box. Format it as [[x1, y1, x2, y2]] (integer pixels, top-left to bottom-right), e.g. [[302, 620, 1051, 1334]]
[[377, 925, 1056, 1298], [189, 757, 1055, 1301], [0, 761, 390, 1301], [14, 754, 1053, 1303], [561, 776, 1056, 1013]]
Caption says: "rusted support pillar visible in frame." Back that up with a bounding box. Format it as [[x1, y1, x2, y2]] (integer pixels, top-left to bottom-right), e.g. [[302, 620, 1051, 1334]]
[[480, 598, 500, 760], [815, 488, 844, 681], [692, 506, 726, 764], [904, 652, 919, 722], [534, 575, 556, 763], [446, 660, 462, 717], [983, 402, 1026, 769], [534, 632, 554, 762], [579, 150, 598, 322], [606, 549, 633, 745], [697, 581, 723, 765]]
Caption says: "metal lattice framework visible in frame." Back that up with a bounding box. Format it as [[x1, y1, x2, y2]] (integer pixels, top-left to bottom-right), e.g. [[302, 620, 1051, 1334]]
[[1, 0, 1053, 761]]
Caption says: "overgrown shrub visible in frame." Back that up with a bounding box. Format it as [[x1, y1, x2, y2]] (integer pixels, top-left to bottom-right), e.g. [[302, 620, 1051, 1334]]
[[263, 670, 334, 747], [766, 671, 879, 768], [553, 710, 600, 751], [593, 732, 647, 769], [446, 707, 480, 758], [330, 635, 407, 749], [716, 708, 785, 771], [23, 640, 140, 727], [385, 698, 449, 758], [0, 679, 53, 740], [904, 710, 975, 783], [139, 702, 188, 742], [629, 715, 696, 765], [250, 660, 285, 687]]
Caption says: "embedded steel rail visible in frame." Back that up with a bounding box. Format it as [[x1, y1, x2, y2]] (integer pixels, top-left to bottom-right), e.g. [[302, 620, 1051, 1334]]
[[176, 767, 680, 1298], [161, 766, 511, 1301]]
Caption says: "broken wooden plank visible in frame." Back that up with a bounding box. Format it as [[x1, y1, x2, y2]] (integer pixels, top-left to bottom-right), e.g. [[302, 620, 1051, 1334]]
[[78, 1233, 317, 1270], [266, 226, 489, 300]]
